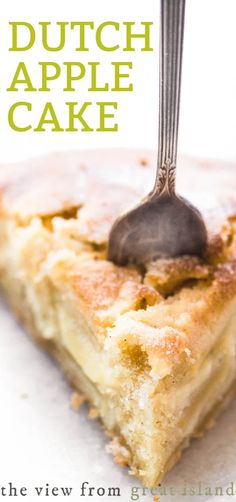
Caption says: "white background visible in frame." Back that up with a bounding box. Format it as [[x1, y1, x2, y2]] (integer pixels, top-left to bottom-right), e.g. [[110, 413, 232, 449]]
[[0, 0, 236, 163]]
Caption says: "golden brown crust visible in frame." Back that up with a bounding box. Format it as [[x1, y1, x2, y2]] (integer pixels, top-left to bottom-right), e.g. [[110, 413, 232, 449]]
[[145, 255, 212, 296], [0, 149, 235, 239], [70, 260, 160, 328], [0, 150, 236, 489], [0, 150, 236, 375]]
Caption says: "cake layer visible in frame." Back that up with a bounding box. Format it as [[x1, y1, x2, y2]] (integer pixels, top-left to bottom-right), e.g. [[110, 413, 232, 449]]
[[0, 150, 235, 487]]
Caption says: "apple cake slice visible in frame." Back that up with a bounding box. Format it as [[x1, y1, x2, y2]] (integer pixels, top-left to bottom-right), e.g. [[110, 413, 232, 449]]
[[0, 149, 235, 487]]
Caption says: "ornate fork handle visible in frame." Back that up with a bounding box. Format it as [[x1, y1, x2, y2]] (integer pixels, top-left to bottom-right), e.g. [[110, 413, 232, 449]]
[[154, 0, 186, 196]]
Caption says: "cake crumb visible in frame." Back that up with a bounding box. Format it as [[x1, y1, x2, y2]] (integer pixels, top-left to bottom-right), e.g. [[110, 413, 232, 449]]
[[104, 428, 114, 439], [128, 467, 137, 477], [106, 437, 131, 467], [139, 158, 149, 167], [88, 407, 99, 419], [70, 391, 85, 410]]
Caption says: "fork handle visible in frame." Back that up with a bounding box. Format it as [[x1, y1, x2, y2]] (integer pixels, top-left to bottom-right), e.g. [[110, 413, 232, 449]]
[[154, 0, 186, 195]]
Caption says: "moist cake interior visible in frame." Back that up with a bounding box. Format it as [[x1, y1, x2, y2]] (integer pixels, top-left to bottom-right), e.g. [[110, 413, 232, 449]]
[[0, 150, 235, 487]]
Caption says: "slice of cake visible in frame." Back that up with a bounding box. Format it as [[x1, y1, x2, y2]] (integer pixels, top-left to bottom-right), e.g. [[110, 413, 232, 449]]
[[0, 149, 235, 487]]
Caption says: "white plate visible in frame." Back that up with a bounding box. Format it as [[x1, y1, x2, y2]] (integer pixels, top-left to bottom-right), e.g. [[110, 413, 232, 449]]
[[0, 298, 235, 502]]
